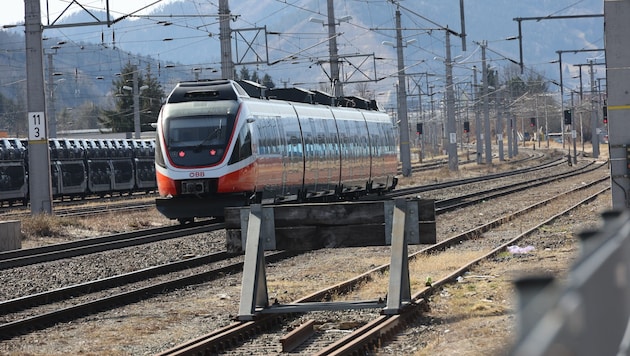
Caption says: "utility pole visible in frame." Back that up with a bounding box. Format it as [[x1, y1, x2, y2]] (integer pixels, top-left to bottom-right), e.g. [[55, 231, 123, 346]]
[[473, 66, 482, 164], [132, 70, 141, 139], [47, 52, 58, 138], [481, 41, 492, 164], [326, 0, 343, 97], [497, 87, 504, 161], [589, 59, 599, 159], [394, 5, 412, 177], [444, 31, 458, 171], [25, 0, 53, 214], [219, 0, 234, 80]]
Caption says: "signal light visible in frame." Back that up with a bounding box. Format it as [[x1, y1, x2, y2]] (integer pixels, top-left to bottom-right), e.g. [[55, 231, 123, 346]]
[[209, 149, 217, 156], [178, 151, 185, 157], [563, 110, 572, 125], [416, 123, 423, 135], [463, 121, 470, 133], [530, 117, 536, 127], [603, 106, 608, 124]]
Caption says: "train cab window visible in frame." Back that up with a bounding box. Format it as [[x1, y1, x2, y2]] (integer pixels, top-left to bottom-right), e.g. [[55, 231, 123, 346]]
[[167, 116, 228, 147]]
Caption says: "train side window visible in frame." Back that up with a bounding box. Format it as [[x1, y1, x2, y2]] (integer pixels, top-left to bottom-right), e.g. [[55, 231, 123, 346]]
[[228, 124, 252, 164]]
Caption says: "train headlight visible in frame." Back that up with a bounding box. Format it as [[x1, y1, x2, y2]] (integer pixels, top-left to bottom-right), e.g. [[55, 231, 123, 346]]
[[210, 149, 217, 156], [178, 151, 185, 157]]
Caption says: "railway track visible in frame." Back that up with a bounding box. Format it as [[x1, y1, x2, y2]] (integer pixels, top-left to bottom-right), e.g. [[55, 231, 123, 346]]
[[0, 220, 222, 270], [156, 164, 609, 355], [0, 195, 157, 220], [0, 249, 298, 340], [0, 155, 602, 350], [1, 154, 569, 272]]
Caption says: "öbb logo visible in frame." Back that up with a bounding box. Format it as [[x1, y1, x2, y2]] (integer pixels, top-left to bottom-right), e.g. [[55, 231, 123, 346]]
[[189, 171, 205, 178]]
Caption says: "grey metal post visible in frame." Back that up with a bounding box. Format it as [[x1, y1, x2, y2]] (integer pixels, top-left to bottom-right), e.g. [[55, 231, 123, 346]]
[[25, 0, 53, 215], [326, 0, 343, 97], [515, 115, 520, 152], [445, 31, 458, 171], [132, 70, 141, 139], [47, 53, 57, 138], [605, 0, 630, 209], [219, 0, 234, 80], [473, 66, 482, 164], [558, 52, 565, 148], [589, 60, 599, 159], [481, 42, 492, 164], [497, 87, 504, 161], [394, 6, 412, 177]]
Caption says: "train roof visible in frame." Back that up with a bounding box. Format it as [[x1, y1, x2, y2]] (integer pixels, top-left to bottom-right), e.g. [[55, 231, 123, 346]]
[[166, 80, 250, 104], [166, 79, 382, 111], [254, 82, 380, 111]]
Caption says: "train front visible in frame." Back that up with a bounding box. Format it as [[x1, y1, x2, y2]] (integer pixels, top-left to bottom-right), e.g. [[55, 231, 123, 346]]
[[154, 80, 256, 222]]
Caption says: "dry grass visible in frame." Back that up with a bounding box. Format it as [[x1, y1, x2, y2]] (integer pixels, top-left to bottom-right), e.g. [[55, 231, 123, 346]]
[[20, 214, 84, 239], [19, 208, 172, 245]]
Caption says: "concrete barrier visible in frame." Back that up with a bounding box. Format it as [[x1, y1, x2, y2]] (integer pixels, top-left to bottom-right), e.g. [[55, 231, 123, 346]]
[[0, 220, 21, 252]]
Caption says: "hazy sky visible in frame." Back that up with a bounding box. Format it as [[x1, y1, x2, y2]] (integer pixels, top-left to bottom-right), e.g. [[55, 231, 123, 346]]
[[1, 0, 176, 27]]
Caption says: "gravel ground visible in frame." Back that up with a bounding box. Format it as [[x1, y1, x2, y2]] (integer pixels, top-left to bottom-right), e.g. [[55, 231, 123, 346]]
[[0, 147, 613, 355]]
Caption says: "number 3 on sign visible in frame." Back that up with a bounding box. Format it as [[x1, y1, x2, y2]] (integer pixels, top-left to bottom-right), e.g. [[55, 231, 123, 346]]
[[28, 111, 47, 140]]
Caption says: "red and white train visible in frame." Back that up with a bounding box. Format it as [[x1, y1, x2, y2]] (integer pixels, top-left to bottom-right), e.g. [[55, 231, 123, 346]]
[[154, 79, 398, 222]]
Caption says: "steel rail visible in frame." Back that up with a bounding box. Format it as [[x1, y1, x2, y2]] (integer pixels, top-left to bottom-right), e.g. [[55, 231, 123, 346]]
[[321, 187, 610, 355], [0, 250, 296, 340], [158, 166, 608, 355], [0, 220, 224, 270]]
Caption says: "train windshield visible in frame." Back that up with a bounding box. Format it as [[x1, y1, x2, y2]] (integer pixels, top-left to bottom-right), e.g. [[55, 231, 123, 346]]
[[165, 116, 230, 166], [168, 116, 228, 146], [161, 100, 238, 167]]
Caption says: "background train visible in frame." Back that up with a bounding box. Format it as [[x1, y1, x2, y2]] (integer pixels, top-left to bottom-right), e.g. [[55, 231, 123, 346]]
[[154, 79, 399, 222], [0, 137, 156, 206]]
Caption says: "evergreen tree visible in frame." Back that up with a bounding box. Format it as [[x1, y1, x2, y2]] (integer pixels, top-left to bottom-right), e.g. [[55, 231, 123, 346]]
[[238, 67, 251, 81], [0, 92, 23, 136], [99, 62, 164, 133], [140, 63, 165, 130], [262, 74, 275, 89]]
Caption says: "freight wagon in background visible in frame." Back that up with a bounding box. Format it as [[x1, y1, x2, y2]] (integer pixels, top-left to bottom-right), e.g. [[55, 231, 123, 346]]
[[0, 137, 157, 206]]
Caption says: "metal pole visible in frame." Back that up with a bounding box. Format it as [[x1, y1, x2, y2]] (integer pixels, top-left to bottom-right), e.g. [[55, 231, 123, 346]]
[[394, 6, 412, 177], [589, 59, 598, 159], [445, 31, 458, 171], [47, 53, 57, 138], [558, 52, 565, 148], [132, 70, 141, 139], [481, 41, 492, 164], [497, 87, 504, 161], [327, 0, 343, 97], [473, 66, 482, 164], [25, 0, 53, 214], [219, 0, 234, 80]]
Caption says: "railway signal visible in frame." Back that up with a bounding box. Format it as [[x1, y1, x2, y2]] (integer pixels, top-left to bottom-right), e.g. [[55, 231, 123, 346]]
[[603, 106, 608, 124], [416, 123, 423, 135], [563, 110, 572, 125], [463, 121, 470, 133]]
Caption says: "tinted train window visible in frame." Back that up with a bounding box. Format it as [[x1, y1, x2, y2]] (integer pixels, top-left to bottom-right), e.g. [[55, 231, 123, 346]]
[[167, 116, 228, 146], [166, 116, 229, 166], [228, 124, 252, 164]]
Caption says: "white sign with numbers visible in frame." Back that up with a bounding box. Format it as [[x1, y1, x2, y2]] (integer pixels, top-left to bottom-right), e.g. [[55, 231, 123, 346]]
[[28, 111, 46, 140]]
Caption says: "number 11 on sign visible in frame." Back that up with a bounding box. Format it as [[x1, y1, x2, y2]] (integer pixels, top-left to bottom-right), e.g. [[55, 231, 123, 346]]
[[28, 111, 47, 140]]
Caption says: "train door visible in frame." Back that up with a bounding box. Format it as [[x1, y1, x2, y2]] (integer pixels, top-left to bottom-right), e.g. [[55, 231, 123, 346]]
[[278, 112, 304, 196], [323, 116, 342, 189], [294, 105, 338, 195], [253, 115, 283, 198]]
